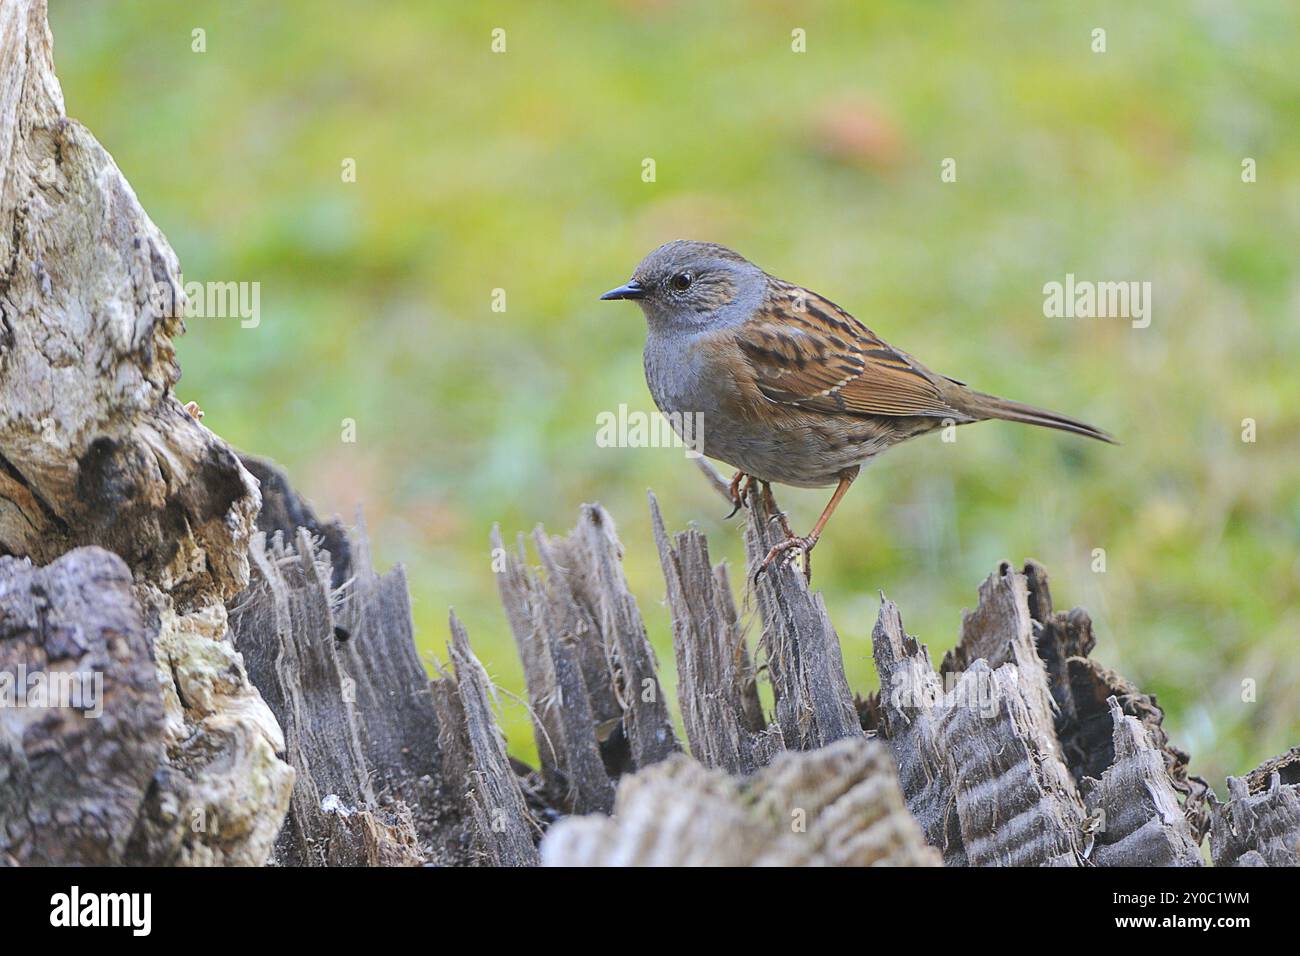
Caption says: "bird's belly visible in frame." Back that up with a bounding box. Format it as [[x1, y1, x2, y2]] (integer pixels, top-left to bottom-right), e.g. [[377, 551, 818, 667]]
[[699, 418, 886, 488]]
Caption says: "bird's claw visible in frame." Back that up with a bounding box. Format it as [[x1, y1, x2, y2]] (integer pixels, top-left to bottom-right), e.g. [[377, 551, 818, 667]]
[[755, 534, 818, 583], [725, 472, 753, 519], [768, 510, 794, 539]]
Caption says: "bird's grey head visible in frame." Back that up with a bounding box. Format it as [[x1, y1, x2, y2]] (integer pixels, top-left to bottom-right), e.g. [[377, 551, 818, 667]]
[[600, 240, 766, 333]]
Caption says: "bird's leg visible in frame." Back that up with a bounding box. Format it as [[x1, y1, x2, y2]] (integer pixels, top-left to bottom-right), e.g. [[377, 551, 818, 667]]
[[759, 481, 795, 538], [724, 471, 754, 519], [757, 468, 859, 583]]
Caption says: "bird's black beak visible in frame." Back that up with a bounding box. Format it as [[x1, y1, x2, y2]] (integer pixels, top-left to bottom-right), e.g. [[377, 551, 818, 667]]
[[599, 280, 645, 301]]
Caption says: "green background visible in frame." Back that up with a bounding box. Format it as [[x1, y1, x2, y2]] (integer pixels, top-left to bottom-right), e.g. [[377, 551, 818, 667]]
[[51, 1, 1299, 790]]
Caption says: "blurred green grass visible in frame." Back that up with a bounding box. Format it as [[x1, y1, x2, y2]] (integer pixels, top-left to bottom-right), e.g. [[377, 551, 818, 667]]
[[51, 1, 1299, 790]]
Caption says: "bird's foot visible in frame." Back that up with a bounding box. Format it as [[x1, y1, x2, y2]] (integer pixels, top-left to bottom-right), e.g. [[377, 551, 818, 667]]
[[183, 400, 204, 421], [724, 471, 754, 519], [756, 533, 819, 583]]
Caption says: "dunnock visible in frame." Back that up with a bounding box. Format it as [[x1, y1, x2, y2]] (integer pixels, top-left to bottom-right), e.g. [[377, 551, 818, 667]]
[[601, 240, 1114, 580]]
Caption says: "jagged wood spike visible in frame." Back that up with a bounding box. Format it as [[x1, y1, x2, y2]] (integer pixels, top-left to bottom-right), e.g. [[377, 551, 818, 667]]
[[1079, 698, 1203, 866], [1211, 749, 1300, 867], [744, 486, 862, 749], [875, 568, 1089, 866], [441, 612, 539, 866], [1024, 560, 1210, 840], [229, 506, 463, 866], [650, 490, 778, 773], [568, 503, 679, 768]]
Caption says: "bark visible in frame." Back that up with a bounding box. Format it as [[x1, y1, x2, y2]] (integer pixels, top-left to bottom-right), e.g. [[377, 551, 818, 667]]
[[0, 548, 163, 865], [0, 1, 290, 865], [0, 0, 257, 604], [871, 563, 1205, 866], [227, 461, 472, 866], [1079, 698, 1203, 866], [1210, 748, 1300, 867], [0, 547, 291, 865], [1024, 561, 1210, 841]]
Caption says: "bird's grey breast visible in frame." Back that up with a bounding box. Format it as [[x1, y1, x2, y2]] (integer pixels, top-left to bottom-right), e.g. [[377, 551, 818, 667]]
[[643, 329, 724, 420]]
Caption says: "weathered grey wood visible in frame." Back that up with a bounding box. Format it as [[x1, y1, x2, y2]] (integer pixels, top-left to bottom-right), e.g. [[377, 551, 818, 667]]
[[0, 548, 165, 864], [947, 567, 1088, 865], [870, 599, 966, 864], [509, 530, 615, 814], [228, 525, 456, 866], [491, 505, 679, 815], [1242, 746, 1300, 791], [1024, 560, 1209, 840], [744, 486, 862, 749], [1079, 698, 1203, 866], [331, 520, 451, 852], [241, 454, 351, 589], [0, 544, 292, 866], [942, 562, 1057, 722], [1210, 748, 1300, 867], [650, 491, 778, 773], [436, 612, 538, 866], [540, 737, 938, 866], [542, 755, 765, 866], [230, 531, 399, 865], [0, 0, 295, 866], [945, 661, 1085, 865], [874, 563, 1224, 867], [749, 737, 939, 866], [564, 503, 678, 769], [532, 526, 626, 764], [491, 528, 570, 806], [874, 568, 1087, 866]]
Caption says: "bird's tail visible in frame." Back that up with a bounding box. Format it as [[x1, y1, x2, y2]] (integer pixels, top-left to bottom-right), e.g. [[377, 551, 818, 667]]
[[958, 390, 1117, 444]]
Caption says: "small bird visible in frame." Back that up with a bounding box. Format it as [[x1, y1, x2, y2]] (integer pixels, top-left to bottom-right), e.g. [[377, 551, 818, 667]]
[[601, 240, 1115, 580]]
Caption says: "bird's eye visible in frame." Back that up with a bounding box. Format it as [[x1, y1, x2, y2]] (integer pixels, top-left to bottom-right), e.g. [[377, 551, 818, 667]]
[[670, 272, 693, 292]]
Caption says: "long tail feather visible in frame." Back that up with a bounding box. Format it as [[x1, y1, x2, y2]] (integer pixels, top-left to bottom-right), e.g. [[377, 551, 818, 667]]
[[961, 391, 1118, 444]]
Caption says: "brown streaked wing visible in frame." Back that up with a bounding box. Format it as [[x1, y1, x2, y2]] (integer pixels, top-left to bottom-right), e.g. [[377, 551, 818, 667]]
[[736, 281, 957, 418]]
